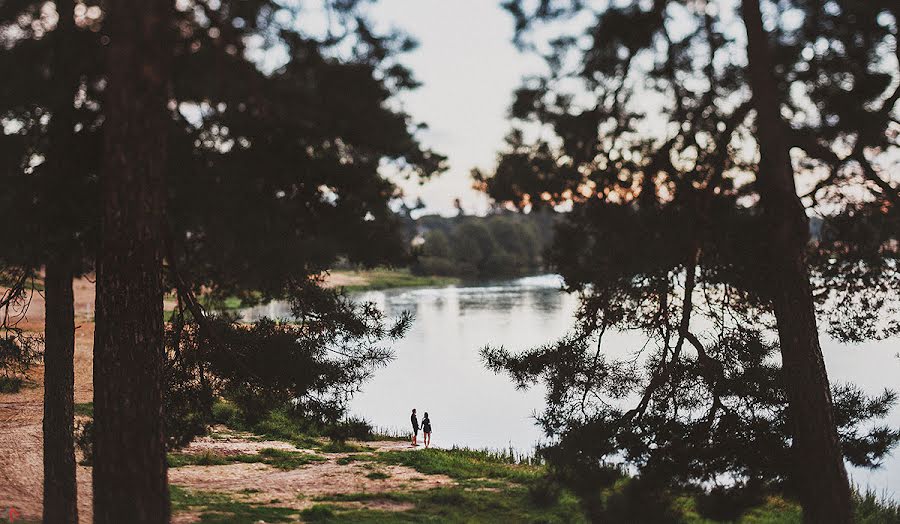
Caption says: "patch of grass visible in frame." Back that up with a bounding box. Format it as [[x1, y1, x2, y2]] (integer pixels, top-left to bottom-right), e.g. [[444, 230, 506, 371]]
[[374, 447, 544, 486], [315, 492, 408, 503], [365, 471, 391, 480], [168, 448, 324, 470], [168, 451, 233, 468], [319, 440, 374, 453], [246, 408, 322, 449], [336, 453, 373, 465], [170, 486, 297, 523], [336, 268, 460, 292], [302, 486, 586, 523], [736, 499, 802, 524], [257, 447, 326, 470], [74, 402, 94, 417]]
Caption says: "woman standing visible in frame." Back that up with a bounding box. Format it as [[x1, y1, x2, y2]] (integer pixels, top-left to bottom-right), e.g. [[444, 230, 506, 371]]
[[422, 413, 432, 448]]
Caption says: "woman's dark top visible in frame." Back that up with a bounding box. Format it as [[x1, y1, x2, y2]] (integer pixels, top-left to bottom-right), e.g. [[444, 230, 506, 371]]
[[422, 417, 432, 433], [411, 413, 419, 432]]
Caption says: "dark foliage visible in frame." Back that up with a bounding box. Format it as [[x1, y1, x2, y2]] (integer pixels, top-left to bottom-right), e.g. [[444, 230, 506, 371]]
[[165, 282, 407, 442], [0, 270, 42, 389]]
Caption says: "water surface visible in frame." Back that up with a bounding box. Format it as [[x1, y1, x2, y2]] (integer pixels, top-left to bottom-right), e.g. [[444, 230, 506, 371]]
[[245, 274, 900, 497]]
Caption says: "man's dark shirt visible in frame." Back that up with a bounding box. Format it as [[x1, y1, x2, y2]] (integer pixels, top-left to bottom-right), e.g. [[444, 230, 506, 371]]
[[411, 412, 419, 432]]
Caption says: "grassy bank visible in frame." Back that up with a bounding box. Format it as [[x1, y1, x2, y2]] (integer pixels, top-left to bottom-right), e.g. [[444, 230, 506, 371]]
[[161, 268, 459, 320], [168, 440, 900, 523], [329, 268, 459, 292]]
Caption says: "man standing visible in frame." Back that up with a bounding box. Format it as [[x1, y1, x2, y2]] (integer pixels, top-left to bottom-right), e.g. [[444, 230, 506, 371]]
[[411, 408, 419, 447]]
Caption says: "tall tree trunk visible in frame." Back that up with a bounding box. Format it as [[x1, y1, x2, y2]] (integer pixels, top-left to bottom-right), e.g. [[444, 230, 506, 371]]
[[42, 260, 77, 524], [43, 1, 79, 521], [740, 1, 852, 522], [92, 0, 173, 521]]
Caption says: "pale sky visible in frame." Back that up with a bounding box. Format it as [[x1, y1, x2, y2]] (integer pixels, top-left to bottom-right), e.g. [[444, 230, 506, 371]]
[[371, 0, 544, 215]]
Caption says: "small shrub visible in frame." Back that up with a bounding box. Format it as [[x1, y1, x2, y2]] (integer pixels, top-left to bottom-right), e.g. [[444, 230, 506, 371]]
[[426, 488, 467, 506], [528, 476, 563, 508], [164, 357, 214, 450], [210, 399, 244, 429], [0, 376, 22, 393], [0, 328, 41, 392], [325, 416, 374, 442], [75, 420, 93, 466], [251, 407, 320, 447], [695, 483, 765, 521], [601, 477, 679, 524], [854, 489, 900, 523], [365, 471, 391, 480], [300, 505, 337, 521]]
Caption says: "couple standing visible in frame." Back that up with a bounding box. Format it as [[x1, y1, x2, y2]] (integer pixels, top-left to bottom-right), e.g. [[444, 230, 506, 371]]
[[410, 408, 432, 448]]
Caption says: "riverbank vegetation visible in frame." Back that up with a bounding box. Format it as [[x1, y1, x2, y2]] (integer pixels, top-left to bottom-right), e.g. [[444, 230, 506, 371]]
[[411, 211, 557, 280], [164, 437, 899, 523], [328, 268, 460, 292], [140, 398, 900, 521]]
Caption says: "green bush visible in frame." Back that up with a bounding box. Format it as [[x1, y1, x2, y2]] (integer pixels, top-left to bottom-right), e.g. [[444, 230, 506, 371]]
[[211, 399, 245, 429], [300, 505, 336, 521], [325, 416, 374, 442], [0, 376, 22, 393], [0, 328, 41, 392], [601, 477, 679, 524], [528, 476, 563, 508], [694, 483, 766, 522]]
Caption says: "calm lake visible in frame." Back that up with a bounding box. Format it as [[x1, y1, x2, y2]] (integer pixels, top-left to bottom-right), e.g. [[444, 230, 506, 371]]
[[243, 274, 900, 497]]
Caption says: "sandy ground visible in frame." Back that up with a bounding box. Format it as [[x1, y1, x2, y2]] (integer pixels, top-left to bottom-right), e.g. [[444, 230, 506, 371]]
[[169, 436, 453, 523], [0, 280, 95, 522], [0, 279, 446, 523]]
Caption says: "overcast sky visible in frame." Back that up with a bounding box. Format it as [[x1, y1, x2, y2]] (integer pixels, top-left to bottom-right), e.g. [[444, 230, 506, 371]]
[[371, 0, 544, 215]]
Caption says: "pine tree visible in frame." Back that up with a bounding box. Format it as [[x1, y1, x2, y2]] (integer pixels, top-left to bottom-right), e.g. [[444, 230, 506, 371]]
[[480, 1, 899, 520]]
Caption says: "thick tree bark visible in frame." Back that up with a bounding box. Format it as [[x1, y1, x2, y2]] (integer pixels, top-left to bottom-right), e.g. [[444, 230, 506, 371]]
[[42, 1, 79, 521], [92, 0, 173, 522], [740, 1, 852, 522], [42, 260, 77, 524]]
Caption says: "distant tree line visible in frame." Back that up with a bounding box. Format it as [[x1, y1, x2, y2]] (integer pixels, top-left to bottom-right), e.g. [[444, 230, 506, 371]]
[[411, 211, 557, 279]]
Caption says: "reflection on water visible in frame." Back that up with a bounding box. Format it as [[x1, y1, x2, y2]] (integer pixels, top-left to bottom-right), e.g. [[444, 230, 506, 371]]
[[242, 274, 899, 497], [347, 274, 576, 455]]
